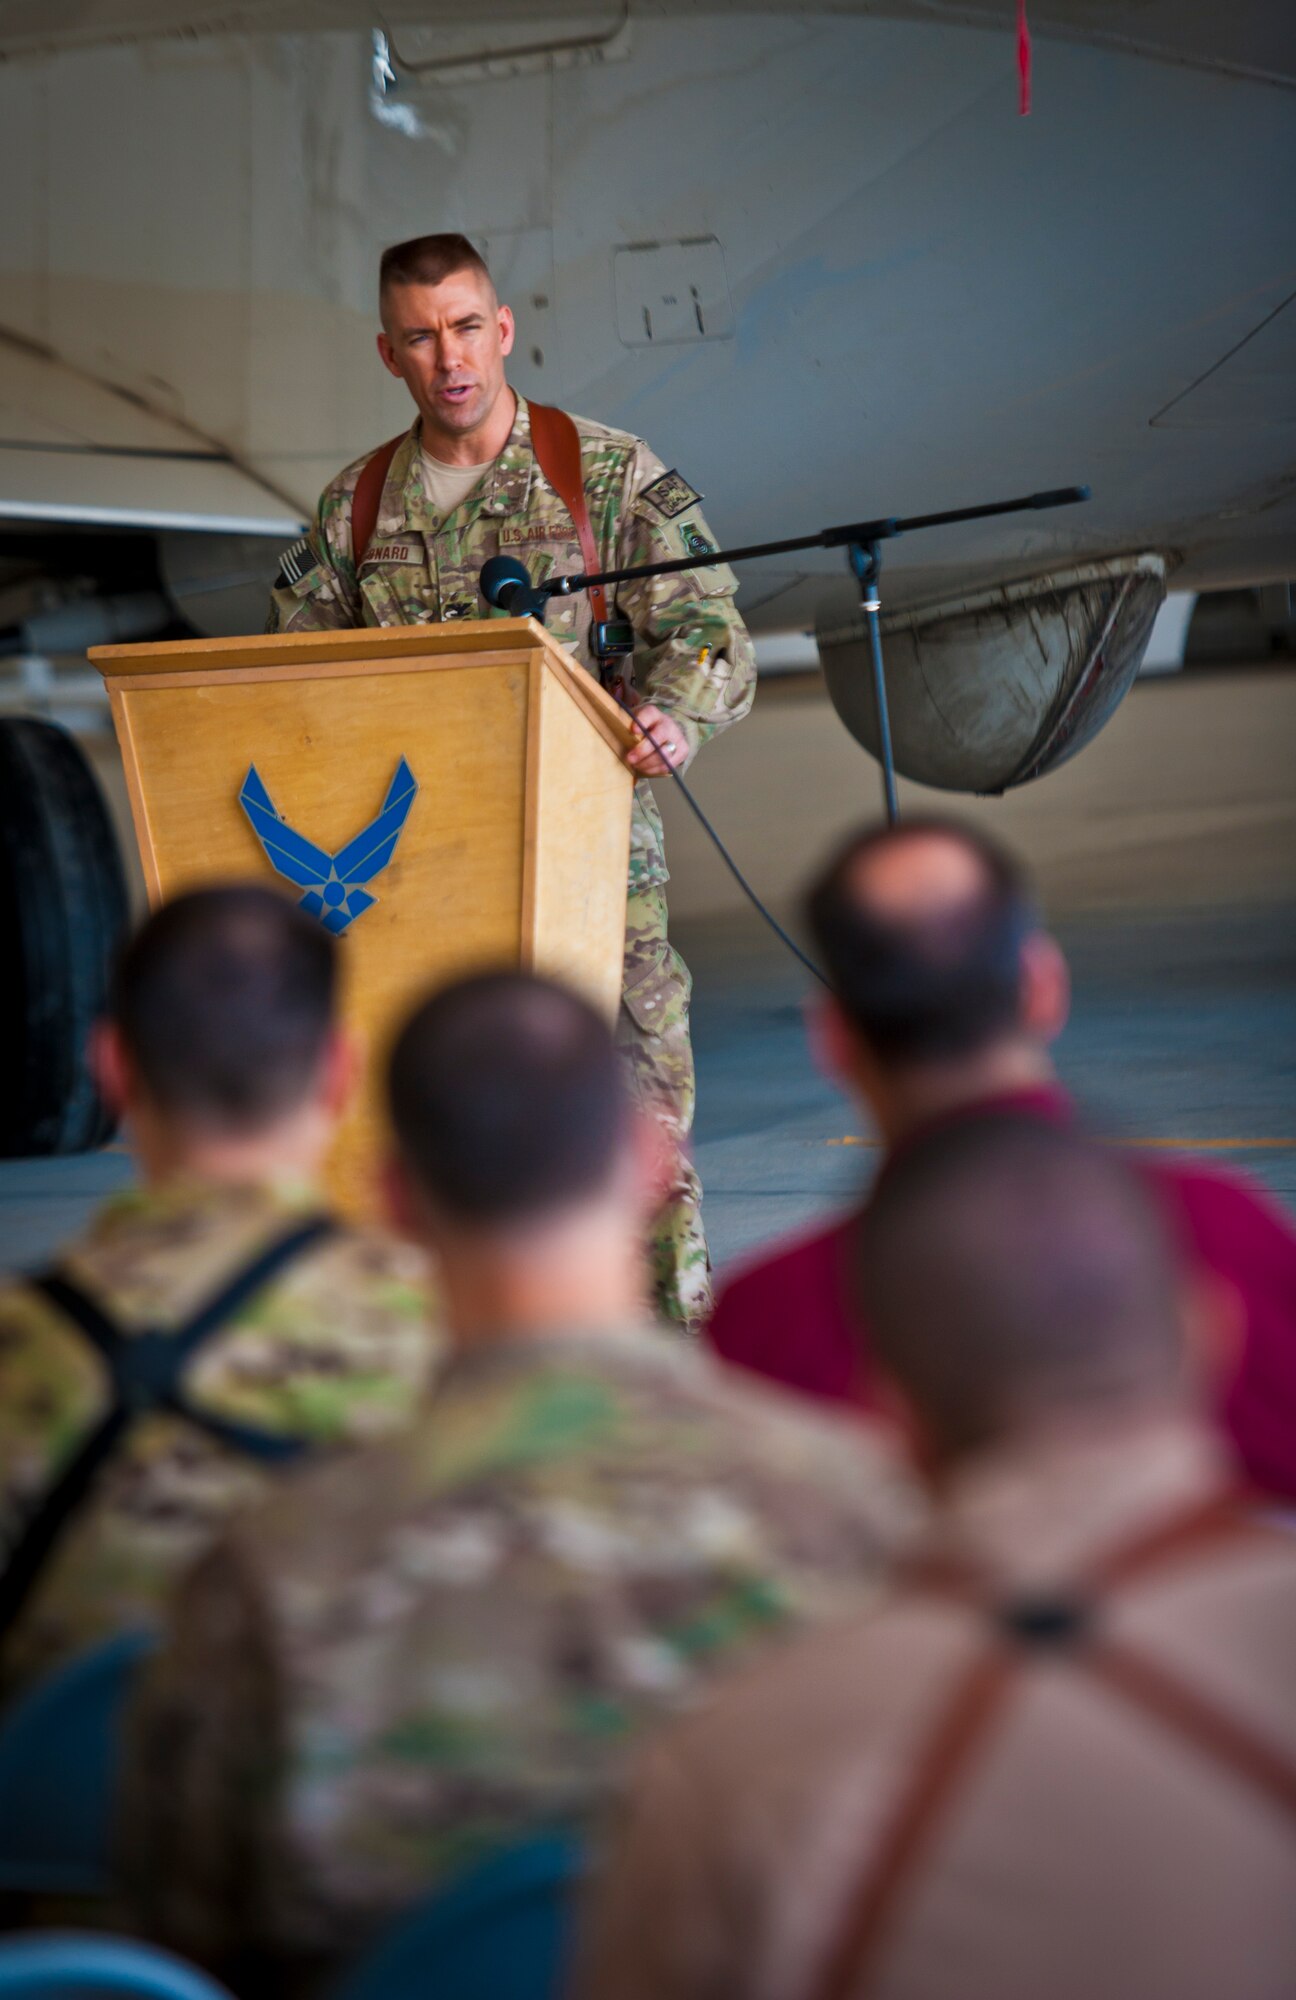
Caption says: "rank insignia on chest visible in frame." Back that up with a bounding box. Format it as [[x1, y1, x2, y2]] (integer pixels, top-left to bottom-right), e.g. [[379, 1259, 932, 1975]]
[[640, 468, 702, 521], [238, 759, 418, 935], [361, 541, 422, 566], [498, 521, 563, 548]]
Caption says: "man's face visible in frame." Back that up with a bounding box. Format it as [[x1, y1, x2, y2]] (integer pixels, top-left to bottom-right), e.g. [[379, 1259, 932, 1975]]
[[377, 268, 515, 448]]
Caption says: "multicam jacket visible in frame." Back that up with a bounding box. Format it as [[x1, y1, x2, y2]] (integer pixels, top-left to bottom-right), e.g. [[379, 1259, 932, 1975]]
[[0, 1177, 439, 1698], [122, 1326, 918, 1977], [267, 397, 757, 893]]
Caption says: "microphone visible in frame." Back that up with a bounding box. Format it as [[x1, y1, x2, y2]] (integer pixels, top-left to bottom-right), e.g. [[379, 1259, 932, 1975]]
[[480, 554, 546, 618]]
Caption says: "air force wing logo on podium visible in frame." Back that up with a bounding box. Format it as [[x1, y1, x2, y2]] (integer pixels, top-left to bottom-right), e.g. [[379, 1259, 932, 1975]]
[[239, 759, 418, 935]]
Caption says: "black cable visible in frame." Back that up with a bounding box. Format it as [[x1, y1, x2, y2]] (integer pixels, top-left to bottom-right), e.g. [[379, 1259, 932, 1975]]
[[612, 686, 829, 989]]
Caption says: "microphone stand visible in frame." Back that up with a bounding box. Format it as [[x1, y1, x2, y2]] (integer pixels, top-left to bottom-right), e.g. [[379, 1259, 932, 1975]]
[[529, 484, 1089, 825]]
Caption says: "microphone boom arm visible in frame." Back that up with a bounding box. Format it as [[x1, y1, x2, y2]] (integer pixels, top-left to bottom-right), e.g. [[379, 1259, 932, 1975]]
[[497, 481, 1090, 828], [540, 485, 1090, 600]]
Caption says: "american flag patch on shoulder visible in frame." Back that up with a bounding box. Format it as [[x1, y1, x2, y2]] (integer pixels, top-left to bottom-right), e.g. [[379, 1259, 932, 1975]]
[[275, 536, 314, 588]]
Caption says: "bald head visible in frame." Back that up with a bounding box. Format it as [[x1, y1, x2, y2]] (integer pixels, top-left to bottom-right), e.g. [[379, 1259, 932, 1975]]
[[805, 818, 1037, 1068], [857, 1117, 1188, 1463], [388, 971, 630, 1228], [851, 827, 990, 924]]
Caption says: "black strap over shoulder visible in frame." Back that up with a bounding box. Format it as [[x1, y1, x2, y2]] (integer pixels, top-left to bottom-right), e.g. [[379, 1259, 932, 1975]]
[[1, 1214, 336, 1643]]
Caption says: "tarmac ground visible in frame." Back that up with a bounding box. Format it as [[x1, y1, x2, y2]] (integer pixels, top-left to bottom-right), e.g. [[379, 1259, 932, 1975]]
[[2, 901, 1293, 1278], [683, 900, 1296, 1272]]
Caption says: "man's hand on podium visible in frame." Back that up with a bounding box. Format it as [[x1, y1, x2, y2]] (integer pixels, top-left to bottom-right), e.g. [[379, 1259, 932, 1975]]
[[624, 702, 687, 778]]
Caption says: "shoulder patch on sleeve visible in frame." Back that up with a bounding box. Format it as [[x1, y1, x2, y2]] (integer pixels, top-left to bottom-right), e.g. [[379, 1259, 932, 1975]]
[[677, 519, 718, 563], [274, 536, 314, 588], [639, 468, 703, 522]]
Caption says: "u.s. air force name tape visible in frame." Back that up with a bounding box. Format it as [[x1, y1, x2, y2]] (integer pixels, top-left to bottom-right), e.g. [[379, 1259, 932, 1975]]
[[499, 521, 566, 549]]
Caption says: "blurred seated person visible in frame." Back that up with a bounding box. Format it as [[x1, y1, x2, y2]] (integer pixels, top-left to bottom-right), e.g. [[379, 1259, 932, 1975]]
[[0, 885, 439, 1700], [708, 817, 1296, 1500], [121, 971, 915, 1997], [580, 1117, 1296, 2000]]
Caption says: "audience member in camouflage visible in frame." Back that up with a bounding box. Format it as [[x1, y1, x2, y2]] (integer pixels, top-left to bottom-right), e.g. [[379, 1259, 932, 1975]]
[[124, 1330, 911, 1981], [0, 887, 441, 1700], [122, 972, 915, 1993], [266, 233, 756, 1330], [0, 1180, 434, 1698]]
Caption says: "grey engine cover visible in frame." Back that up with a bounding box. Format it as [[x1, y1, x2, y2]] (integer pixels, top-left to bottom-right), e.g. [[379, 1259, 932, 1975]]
[[818, 555, 1166, 793]]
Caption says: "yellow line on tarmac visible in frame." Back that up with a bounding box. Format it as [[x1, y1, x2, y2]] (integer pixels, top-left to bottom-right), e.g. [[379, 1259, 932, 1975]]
[[1112, 1137, 1296, 1151], [826, 1136, 1296, 1150]]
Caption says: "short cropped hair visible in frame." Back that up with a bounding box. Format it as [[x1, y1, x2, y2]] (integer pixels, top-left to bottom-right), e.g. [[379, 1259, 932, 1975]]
[[388, 971, 628, 1224], [379, 233, 492, 300], [805, 817, 1036, 1065], [110, 885, 336, 1132], [857, 1115, 1185, 1460]]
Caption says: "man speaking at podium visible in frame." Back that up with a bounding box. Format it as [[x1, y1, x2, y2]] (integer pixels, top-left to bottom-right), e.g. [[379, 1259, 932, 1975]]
[[267, 234, 756, 1333]]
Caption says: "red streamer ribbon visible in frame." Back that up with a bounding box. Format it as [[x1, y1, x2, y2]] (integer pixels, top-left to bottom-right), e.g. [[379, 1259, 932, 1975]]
[[1018, 0, 1032, 114]]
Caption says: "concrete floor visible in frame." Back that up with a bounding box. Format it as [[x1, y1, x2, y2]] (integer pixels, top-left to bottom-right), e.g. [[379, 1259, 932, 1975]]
[[2, 901, 1294, 1278], [681, 901, 1296, 1272]]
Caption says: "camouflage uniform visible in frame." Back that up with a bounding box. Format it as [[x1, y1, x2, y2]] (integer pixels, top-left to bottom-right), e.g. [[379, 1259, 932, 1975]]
[[121, 1327, 918, 1982], [0, 1178, 440, 1701], [268, 399, 756, 1330]]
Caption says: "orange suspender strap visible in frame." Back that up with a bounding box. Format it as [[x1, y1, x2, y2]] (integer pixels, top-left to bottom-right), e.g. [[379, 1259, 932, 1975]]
[[811, 1645, 1019, 2000], [812, 1492, 1296, 2000], [351, 407, 609, 632], [526, 402, 611, 629], [350, 434, 405, 569]]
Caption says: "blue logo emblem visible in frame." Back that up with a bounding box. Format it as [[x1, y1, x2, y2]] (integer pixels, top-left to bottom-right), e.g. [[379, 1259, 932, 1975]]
[[239, 758, 418, 935]]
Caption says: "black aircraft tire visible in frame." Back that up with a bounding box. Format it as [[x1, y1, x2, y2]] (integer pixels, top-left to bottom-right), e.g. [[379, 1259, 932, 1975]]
[[0, 717, 129, 1156]]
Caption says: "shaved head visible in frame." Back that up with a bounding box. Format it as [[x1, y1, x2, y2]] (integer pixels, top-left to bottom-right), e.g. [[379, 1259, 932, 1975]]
[[856, 1116, 1187, 1462], [806, 818, 1037, 1066], [388, 971, 629, 1227], [379, 233, 495, 319], [111, 885, 336, 1134]]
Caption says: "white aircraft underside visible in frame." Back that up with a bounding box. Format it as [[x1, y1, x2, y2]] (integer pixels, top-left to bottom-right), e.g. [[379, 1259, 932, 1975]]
[[0, 2, 1292, 785]]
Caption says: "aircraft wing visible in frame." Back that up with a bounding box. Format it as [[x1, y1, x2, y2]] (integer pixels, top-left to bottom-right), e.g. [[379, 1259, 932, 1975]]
[[0, 331, 305, 537]]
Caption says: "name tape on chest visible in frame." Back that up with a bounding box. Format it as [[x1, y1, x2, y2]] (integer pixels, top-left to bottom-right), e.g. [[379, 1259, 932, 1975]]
[[360, 540, 423, 567], [640, 468, 702, 522]]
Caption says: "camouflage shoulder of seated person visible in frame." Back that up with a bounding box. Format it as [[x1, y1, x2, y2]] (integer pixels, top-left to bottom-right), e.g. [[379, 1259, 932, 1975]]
[[0, 1181, 441, 1690], [126, 1331, 917, 1955]]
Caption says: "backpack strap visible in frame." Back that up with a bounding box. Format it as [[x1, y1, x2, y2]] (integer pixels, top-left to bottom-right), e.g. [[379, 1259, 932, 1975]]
[[1, 1215, 336, 1643], [350, 434, 405, 569], [811, 1491, 1296, 2000], [527, 403, 611, 630]]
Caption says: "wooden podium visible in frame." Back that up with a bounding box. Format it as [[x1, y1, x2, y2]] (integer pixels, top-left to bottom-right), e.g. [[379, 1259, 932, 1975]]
[[89, 620, 637, 1213]]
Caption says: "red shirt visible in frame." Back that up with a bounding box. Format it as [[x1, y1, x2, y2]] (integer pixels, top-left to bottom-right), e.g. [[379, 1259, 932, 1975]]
[[706, 1087, 1296, 1502]]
